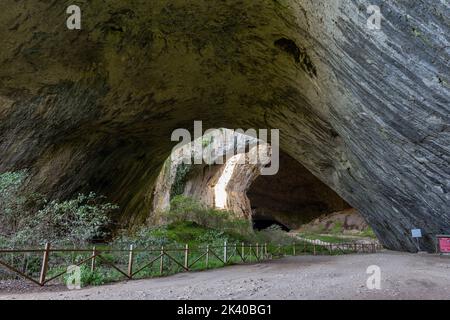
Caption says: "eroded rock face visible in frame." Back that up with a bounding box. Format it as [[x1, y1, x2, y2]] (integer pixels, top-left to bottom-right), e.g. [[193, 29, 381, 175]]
[[0, 0, 449, 251], [153, 138, 351, 231], [297, 208, 370, 234], [151, 129, 266, 221]]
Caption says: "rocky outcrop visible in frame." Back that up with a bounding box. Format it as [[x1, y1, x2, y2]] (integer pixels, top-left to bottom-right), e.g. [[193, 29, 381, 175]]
[[0, 0, 448, 251], [151, 129, 265, 220], [297, 208, 370, 234], [153, 136, 353, 230]]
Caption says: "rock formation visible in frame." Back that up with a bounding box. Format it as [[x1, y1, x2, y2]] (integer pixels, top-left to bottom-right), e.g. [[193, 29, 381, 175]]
[[151, 129, 263, 220], [152, 134, 352, 230], [0, 0, 448, 251], [297, 208, 370, 234]]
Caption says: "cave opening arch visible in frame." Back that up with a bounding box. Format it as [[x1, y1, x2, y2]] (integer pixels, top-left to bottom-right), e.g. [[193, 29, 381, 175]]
[[151, 128, 366, 237]]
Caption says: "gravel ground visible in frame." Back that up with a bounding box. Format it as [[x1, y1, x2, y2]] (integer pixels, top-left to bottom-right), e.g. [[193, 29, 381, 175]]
[[0, 280, 66, 295], [1, 251, 450, 300]]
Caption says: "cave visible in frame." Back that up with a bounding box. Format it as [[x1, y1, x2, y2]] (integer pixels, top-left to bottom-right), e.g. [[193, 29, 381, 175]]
[[0, 1, 448, 252], [153, 130, 357, 233], [252, 219, 290, 232], [247, 152, 352, 231]]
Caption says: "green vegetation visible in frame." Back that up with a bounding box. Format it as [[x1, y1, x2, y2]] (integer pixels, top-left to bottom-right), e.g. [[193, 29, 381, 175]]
[[330, 221, 344, 234], [360, 228, 377, 239], [170, 163, 192, 198], [202, 135, 213, 148], [167, 195, 251, 236], [0, 171, 117, 248], [19, 192, 116, 246], [0, 172, 369, 288], [297, 212, 378, 243], [301, 234, 349, 244], [299, 229, 377, 244]]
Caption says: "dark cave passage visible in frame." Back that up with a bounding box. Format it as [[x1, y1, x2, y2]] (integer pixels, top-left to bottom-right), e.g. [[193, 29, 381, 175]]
[[252, 218, 290, 231], [248, 152, 352, 231]]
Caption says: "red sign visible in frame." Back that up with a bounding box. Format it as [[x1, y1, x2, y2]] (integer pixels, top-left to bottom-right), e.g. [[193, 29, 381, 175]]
[[438, 236, 450, 253]]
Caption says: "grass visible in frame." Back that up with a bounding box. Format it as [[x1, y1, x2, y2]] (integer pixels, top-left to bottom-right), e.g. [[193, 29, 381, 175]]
[[37, 221, 329, 287], [38, 221, 253, 287], [164, 221, 244, 246], [359, 228, 377, 239], [4, 190, 379, 288], [3, 220, 380, 287], [300, 234, 349, 244], [8, 221, 371, 288]]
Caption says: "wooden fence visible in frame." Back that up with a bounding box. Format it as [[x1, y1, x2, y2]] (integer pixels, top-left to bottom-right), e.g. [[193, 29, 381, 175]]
[[0, 241, 383, 287]]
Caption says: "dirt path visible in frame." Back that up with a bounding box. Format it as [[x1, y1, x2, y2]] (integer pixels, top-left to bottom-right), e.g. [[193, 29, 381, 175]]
[[1, 252, 450, 300]]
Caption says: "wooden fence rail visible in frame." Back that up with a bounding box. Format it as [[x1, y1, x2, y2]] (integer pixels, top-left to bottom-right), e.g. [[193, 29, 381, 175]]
[[0, 241, 384, 287]]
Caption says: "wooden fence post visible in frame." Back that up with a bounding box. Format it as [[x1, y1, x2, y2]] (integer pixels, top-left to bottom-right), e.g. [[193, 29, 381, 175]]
[[160, 246, 164, 275], [264, 243, 268, 259], [184, 244, 189, 270], [206, 245, 209, 268], [256, 243, 259, 260], [223, 241, 227, 264], [91, 246, 96, 272], [21, 253, 29, 275], [241, 242, 245, 262], [127, 244, 134, 278], [293, 242, 296, 256], [39, 243, 51, 286]]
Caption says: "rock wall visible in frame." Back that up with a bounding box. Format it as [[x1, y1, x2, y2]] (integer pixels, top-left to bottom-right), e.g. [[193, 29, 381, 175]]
[[297, 208, 370, 234], [151, 129, 266, 220], [153, 140, 352, 231], [0, 0, 448, 251]]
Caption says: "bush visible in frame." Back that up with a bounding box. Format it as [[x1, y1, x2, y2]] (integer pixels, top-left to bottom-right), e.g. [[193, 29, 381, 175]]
[[0, 170, 44, 239], [113, 224, 171, 249], [0, 170, 118, 247], [254, 225, 293, 245], [17, 192, 117, 246], [167, 195, 251, 235], [170, 163, 192, 198]]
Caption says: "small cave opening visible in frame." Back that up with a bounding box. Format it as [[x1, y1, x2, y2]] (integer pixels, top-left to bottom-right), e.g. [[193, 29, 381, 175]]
[[252, 218, 290, 232]]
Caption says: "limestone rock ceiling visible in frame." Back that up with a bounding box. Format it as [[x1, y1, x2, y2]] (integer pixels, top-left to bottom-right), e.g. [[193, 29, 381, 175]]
[[0, 0, 448, 252]]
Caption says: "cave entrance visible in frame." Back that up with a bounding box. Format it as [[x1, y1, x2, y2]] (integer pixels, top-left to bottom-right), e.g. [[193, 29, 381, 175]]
[[252, 218, 290, 232], [247, 152, 358, 233], [152, 128, 370, 237]]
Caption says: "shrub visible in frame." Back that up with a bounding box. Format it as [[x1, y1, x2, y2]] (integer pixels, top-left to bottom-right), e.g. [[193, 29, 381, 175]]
[[170, 163, 192, 198], [0, 170, 118, 247], [167, 195, 251, 235], [114, 224, 171, 249], [17, 192, 117, 246], [254, 225, 293, 245], [0, 170, 44, 239], [331, 221, 344, 234]]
